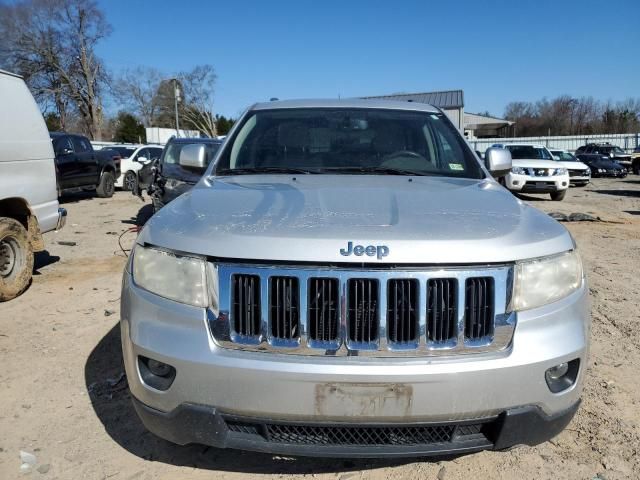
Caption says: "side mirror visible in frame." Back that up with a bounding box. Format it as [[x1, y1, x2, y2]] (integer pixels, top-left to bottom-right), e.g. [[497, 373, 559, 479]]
[[179, 144, 207, 171], [57, 147, 73, 156], [136, 156, 149, 164], [552, 155, 560, 161], [484, 147, 512, 178]]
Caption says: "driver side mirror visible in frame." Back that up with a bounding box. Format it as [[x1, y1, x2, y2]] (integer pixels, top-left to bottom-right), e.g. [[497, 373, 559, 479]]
[[136, 156, 149, 164], [179, 144, 207, 171], [484, 147, 512, 178]]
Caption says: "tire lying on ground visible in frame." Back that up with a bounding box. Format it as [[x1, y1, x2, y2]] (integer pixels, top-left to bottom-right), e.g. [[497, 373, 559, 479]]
[[0, 217, 34, 301], [96, 171, 115, 198]]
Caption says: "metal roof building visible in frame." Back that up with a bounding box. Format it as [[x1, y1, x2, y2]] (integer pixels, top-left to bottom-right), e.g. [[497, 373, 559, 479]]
[[362, 90, 465, 130], [362, 90, 514, 138]]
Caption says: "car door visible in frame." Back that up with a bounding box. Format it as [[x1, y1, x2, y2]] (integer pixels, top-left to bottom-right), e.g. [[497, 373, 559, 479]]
[[71, 136, 97, 187], [52, 136, 77, 188]]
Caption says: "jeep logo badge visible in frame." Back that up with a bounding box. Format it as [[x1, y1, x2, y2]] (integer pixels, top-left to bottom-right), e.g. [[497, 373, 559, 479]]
[[340, 241, 389, 260]]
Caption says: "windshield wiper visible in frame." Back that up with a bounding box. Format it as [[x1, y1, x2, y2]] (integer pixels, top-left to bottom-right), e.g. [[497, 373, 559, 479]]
[[216, 166, 319, 175], [317, 166, 435, 176]]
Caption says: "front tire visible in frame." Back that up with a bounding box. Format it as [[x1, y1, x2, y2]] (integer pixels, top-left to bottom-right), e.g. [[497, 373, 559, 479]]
[[0, 217, 34, 302], [550, 190, 567, 201], [96, 171, 115, 198], [123, 171, 138, 192]]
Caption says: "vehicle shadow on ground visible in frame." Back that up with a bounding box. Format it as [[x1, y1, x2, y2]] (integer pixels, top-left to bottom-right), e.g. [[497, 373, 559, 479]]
[[514, 193, 552, 202], [58, 191, 98, 204], [33, 250, 60, 275], [591, 189, 640, 198], [85, 323, 428, 474]]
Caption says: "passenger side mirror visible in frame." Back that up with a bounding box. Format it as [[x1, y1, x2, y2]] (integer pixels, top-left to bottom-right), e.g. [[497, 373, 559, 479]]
[[179, 144, 207, 171], [136, 156, 149, 164], [484, 147, 512, 178]]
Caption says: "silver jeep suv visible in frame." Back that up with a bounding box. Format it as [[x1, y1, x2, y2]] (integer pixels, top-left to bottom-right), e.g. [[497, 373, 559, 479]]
[[121, 99, 589, 458]]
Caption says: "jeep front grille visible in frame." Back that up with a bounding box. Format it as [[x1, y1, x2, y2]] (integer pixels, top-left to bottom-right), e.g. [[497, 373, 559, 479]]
[[209, 263, 515, 357]]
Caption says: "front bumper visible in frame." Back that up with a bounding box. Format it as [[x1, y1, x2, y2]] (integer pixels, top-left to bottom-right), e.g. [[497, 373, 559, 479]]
[[56, 207, 67, 231], [120, 272, 589, 455], [131, 396, 580, 458], [504, 173, 569, 193]]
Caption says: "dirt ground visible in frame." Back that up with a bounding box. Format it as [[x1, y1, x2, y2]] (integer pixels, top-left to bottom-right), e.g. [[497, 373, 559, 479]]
[[1, 178, 639, 480]]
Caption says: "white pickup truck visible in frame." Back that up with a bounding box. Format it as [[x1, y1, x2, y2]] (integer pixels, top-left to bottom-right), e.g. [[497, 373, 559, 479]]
[[0, 70, 66, 301]]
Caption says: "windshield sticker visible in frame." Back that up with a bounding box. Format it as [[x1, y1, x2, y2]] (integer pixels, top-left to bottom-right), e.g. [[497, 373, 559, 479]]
[[449, 163, 464, 170]]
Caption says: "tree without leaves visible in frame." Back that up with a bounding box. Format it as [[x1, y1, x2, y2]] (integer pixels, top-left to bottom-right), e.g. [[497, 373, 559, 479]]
[[0, 0, 111, 139], [178, 64, 218, 137], [113, 66, 163, 127]]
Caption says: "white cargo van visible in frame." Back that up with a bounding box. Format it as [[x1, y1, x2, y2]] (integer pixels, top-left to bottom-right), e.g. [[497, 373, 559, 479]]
[[0, 70, 66, 301]]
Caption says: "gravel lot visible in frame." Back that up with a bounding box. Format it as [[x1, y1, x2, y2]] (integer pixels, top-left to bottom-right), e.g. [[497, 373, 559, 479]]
[[1, 178, 639, 480]]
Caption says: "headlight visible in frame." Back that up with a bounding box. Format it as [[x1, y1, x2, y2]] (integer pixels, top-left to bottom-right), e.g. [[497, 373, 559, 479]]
[[132, 245, 208, 307], [511, 250, 583, 311], [598, 168, 605, 173], [553, 168, 568, 175], [511, 166, 527, 175]]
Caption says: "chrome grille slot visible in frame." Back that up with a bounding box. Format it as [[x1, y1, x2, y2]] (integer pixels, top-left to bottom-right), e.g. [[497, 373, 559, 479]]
[[387, 279, 418, 344], [232, 274, 261, 337], [269, 276, 299, 340], [465, 277, 495, 340], [427, 278, 457, 343], [348, 279, 379, 344], [308, 278, 339, 342]]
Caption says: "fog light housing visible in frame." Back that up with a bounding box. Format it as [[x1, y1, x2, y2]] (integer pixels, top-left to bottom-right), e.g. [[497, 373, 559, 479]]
[[138, 356, 176, 391], [512, 180, 519, 185], [545, 359, 580, 393]]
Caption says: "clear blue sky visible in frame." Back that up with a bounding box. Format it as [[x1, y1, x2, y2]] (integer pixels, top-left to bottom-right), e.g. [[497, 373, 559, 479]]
[[97, 0, 640, 119]]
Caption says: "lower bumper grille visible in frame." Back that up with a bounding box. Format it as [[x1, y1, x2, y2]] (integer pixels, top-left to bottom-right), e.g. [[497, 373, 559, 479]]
[[226, 419, 487, 447]]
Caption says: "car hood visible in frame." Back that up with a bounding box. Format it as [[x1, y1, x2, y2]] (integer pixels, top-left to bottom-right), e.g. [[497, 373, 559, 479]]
[[139, 175, 573, 264], [511, 159, 561, 168], [556, 161, 589, 170]]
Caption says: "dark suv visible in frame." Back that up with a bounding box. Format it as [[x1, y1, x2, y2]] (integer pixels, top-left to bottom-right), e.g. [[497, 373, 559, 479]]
[[137, 137, 223, 211], [575, 143, 632, 171]]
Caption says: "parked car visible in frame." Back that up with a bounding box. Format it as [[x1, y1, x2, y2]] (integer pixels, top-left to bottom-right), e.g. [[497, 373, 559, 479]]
[[580, 156, 628, 178], [575, 143, 632, 171], [0, 70, 66, 301], [498, 144, 570, 200], [50, 132, 122, 198], [122, 99, 589, 457], [136, 137, 223, 211], [101, 144, 163, 191], [631, 146, 640, 175], [549, 149, 591, 187]]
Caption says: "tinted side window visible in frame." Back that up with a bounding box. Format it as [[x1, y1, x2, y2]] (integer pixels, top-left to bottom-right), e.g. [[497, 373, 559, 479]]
[[136, 148, 148, 159], [54, 137, 74, 155], [149, 148, 163, 160], [72, 137, 91, 153]]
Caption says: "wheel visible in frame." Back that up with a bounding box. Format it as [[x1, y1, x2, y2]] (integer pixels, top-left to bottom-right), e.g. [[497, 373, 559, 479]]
[[550, 190, 567, 201], [123, 171, 138, 192], [0, 217, 34, 301], [96, 171, 115, 198]]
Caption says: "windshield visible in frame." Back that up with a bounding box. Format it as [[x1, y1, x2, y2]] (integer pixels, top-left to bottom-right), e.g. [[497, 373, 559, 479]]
[[551, 151, 578, 161], [505, 145, 552, 160], [162, 142, 221, 165], [215, 108, 483, 178]]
